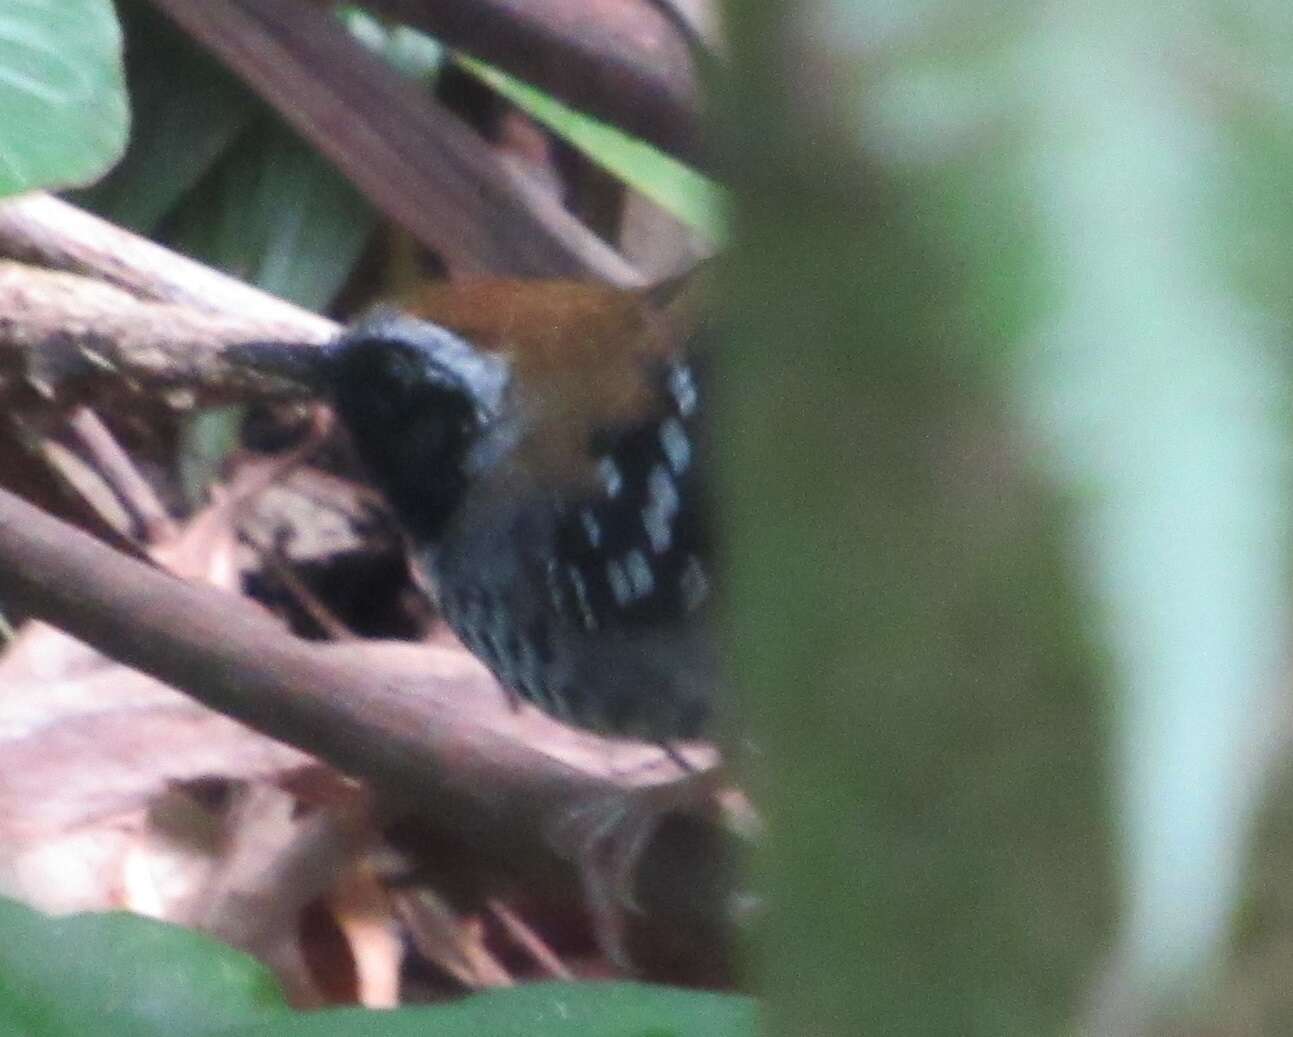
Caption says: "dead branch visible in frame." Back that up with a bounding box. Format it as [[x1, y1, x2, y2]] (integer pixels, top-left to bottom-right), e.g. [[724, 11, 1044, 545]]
[[0, 193, 337, 332], [0, 195, 335, 409], [0, 261, 327, 409], [145, 0, 643, 285], [361, 0, 711, 171], [0, 484, 735, 970]]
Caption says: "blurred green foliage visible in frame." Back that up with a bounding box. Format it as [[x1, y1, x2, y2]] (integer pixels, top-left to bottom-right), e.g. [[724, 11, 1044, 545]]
[[221, 982, 755, 1037], [0, 0, 128, 196], [720, 1, 1293, 1032], [0, 896, 754, 1037], [0, 896, 289, 1035], [718, 25, 1112, 1034]]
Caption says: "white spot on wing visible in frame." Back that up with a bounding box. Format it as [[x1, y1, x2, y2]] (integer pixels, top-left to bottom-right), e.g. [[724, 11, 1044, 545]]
[[643, 465, 679, 553], [625, 550, 654, 598], [607, 559, 632, 606], [567, 565, 599, 630], [598, 457, 623, 497], [659, 417, 691, 474], [545, 559, 565, 611], [668, 361, 698, 416]]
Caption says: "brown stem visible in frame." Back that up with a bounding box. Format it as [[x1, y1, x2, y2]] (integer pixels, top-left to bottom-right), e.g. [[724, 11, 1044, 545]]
[[362, 0, 712, 171], [66, 407, 178, 543], [144, 0, 642, 284]]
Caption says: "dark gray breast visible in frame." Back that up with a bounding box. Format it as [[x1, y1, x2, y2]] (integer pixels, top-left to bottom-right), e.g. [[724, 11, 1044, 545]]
[[428, 353, 714, 742]]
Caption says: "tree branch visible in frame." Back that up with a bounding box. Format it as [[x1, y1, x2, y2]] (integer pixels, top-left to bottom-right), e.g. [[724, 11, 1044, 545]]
[[0, 193, 337, 331], [145, 0, 643, 285], [0, 483, 733, 970], [0, 191, 733, 971], [362, 0, 711, 171], [0, 261, 327, 409], [0, 195, 335, 408]]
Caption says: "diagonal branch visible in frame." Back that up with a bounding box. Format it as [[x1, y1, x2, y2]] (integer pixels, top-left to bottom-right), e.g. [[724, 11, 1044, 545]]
[[0, 192, 337, 330], [362, 0, 712, 171], [0, 191, 735, 969], [0, 195, 333, 408], [145, 0, 643, 284], [0, 482, 735, 970], [0, 261, 326, 409]]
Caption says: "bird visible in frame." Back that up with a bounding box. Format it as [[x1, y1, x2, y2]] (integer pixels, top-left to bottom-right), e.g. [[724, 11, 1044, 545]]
[[320, 276, 723, 962], [326, 276, 716, 748]]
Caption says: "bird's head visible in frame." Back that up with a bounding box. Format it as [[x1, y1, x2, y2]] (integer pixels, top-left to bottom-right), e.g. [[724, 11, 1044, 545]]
[[327, 311, 510, 542]]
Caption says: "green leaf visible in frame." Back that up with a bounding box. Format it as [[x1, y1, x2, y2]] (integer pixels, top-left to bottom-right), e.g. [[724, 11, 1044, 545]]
[[161, 118, 376, 502], [817, 1, 1293, 1023], [164, 119, 375, 310], [0, 897, 288, 1036], [70, 1, 259, 234], [458, 56, 726, 243], [177, 404, 246, 508], [0, 0, 129, 196], [220, 981, 755, 1037], [1000, 8, 1292, 1005]]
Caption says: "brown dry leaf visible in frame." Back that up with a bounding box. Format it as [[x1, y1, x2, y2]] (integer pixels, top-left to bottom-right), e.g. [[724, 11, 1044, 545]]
[[241, 465, 383, 566], [183, 784, 371, 1007], [0, 667, 312, 841], [152, 450, 314, 587], [328, 864, 404, 1008], [0, 618, 115, 687], [0, 450, 329, 922], [0, 663, 316, 910]]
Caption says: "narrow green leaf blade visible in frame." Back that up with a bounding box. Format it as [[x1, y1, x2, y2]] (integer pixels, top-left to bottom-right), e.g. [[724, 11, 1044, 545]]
[[460, 56, 726, 242]]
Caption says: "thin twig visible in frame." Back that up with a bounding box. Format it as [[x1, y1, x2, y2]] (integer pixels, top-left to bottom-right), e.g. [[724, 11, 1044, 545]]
[[247, 530, 357, 641], [393, 889, 514, 989], [66, 406, 178, 543], [486, 897, 574, 980]]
